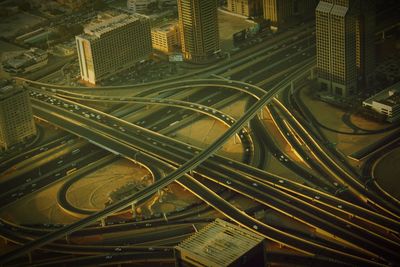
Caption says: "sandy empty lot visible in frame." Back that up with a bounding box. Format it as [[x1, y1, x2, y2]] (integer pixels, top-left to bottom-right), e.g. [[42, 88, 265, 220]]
[[374, 147, 400, 200]]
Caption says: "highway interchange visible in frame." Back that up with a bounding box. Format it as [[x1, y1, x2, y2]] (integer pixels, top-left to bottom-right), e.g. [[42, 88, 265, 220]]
[[1, 23, 400, 266]]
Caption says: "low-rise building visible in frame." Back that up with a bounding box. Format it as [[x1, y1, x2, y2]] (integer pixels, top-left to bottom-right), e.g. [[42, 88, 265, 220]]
[[53, 41, 76, 56], [75, 13, 152, 85], [56, 0, 89, 10], [2, 48, 48, 74], [134, 0, 156, 13], [151, 23, 180, 53], [363, 82, 400, 122], [127, 0, 137, 13], [0, 82, 36, 150], [174, 219, 266, 267]]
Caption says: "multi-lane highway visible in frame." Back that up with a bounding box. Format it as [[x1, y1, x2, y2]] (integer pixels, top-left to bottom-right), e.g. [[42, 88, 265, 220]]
[[2, 60, 395, 266], [2, 21, 400, 266]]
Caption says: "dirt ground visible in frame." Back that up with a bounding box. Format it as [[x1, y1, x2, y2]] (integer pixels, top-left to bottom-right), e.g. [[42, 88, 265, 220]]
[[373, 147, 400, 200], [0, 12, 46, 39], [218, 9, 254, 51], [299, 85, 400, 200]]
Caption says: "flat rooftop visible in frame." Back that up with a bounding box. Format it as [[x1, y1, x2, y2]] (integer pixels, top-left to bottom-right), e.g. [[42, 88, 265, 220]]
[[364, 81, 400, 106], [152, 23, 176, 32], [175, 219, 265, 267], [82, 14, 147, 38], [381, 91, 400, 106], [0, 84, 23, 101]]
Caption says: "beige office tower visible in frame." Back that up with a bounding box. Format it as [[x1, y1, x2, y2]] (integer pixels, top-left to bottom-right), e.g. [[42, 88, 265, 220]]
[[316, 0, 375, 97], [0, 84, 36, 150], [227, 0, 263, 17], [177, 0, 220, 63], [263, 0, 318, 30], [76, 14, 152, 85], [263, 0, 292, 29], [151, 23, 180, 53]]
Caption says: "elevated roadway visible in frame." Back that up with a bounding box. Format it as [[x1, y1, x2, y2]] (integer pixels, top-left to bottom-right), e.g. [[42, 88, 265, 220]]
[[2, 59, 356, 264]]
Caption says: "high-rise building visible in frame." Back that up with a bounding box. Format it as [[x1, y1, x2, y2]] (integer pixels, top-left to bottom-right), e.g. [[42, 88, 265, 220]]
[[227, 0, 263, 17], [316, 1, 357, 97], [263, 0, 317, 30], [263, 0, 292, 29], [316, 0, 375, 97], [76, 14, 152, 84], [177, 0, 220, 63], [0, 83, 36, 151]]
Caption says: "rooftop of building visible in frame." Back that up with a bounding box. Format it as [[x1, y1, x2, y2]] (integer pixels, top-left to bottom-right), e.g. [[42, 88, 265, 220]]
[[175, 219, 264, 267], [81, 13, 148, 39], [0, 84, 24, 101], [2, 48, 47, 70], [330, 4, 348, 16], [364, 81, 400, 107], [381, 91, 400, 107], [316, 1, 333, 13], [152, 23, 177, 33]]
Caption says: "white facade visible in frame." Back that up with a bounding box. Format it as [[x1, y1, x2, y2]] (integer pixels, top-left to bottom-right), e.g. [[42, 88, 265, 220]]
[[363, 82, 400, 122], [76, 14, 152, 84]]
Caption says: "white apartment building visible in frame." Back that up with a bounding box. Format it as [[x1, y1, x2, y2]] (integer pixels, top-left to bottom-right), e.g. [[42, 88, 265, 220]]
[[76, 14, 152, 84]]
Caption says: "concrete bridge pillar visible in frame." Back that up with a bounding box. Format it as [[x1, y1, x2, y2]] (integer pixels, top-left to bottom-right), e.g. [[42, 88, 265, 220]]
[[259, 110, 264, 120], [28, 252, 32, 264], [290, 81, 295, 93], [65, 234, 70, 244], [131, 204, 136, 218], [158, 190, 163, 203], [310, 68, 316, 80], [234, 134, 242, 144]]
